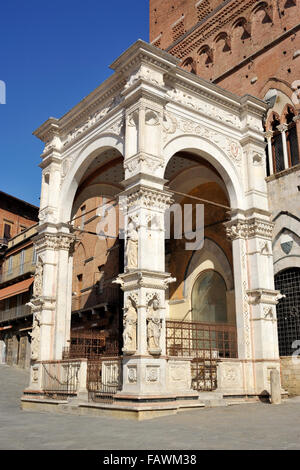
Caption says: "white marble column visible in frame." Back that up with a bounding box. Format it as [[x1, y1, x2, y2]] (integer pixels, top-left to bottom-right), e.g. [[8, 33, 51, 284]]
[[264, 130, 274, 175], [226, 211, 281, 395], [25, 228, 75, 392], [277, 123, 289, 170]]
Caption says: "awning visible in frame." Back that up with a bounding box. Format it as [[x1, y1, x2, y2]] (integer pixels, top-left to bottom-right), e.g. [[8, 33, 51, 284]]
[[0, 278, 34, 301]]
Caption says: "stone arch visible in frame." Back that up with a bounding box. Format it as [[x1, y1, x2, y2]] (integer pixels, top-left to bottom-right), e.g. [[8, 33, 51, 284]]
[[260, 79, 294, 103], [274, 256, 300, 275], [183, 238, 234, 298], [59, 134, 124, 224], [280, 103, 297, 124], [163, 134, 243, 209], [273, 212, 300, 243], [265, 111, 280, 131]]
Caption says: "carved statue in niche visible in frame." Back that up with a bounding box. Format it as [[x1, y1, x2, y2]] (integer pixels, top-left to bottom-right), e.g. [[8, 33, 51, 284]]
[[33, 258, 43, 298], [122, 298, 137, 354], [147, 297, 162, 355], [125, 219, 138, 270], [29, 312, 41, 361]]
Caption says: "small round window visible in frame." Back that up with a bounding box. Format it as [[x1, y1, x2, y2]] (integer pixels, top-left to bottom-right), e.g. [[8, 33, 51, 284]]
[[192, 270, 227, 323]]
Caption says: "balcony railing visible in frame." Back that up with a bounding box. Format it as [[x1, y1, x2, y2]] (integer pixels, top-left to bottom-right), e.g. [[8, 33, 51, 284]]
[[0, 303, 32, 323], [0, 262, 35, 284]]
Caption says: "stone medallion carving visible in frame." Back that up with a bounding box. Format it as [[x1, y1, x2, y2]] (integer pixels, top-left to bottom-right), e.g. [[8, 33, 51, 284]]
[[146, 366, 160, 383], [127, 366, 137, 384]]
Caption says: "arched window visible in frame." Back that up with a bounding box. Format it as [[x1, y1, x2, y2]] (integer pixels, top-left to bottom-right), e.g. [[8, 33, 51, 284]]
[[192, 270, 227, 323], [275, 267, 300, 356], [285, 107, 300, 167], [182, 57, 196, 74]]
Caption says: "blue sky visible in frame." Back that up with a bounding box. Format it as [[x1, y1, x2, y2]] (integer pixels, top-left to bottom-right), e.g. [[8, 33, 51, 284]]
[[0, 1, 149, 206]]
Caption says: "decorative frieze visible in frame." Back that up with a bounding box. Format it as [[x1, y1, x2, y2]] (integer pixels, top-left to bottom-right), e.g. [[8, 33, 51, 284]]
[[165, 87, 242, 129], [62, 112, 124, 149], [162, 111, 242, 167]]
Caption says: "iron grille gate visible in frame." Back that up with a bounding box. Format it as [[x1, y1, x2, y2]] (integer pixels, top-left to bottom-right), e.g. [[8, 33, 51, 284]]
[[87, 358, 122, 404], [166, 321, 238, 391], [63, 330, 122, 404], [275, 268, 300, 356]]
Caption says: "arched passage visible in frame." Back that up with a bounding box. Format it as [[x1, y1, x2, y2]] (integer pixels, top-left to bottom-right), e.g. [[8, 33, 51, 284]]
[[61, 141, 125, 357], [164, 147, 238, 391]]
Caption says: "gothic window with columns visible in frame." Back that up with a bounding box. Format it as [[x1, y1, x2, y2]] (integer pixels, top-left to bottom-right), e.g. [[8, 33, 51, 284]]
[[271, 114, 284, 173], [285, 107, 299, 168]]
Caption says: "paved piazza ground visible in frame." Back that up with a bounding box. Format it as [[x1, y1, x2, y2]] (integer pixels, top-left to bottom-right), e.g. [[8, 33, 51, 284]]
[[1, 364, 300, 450]]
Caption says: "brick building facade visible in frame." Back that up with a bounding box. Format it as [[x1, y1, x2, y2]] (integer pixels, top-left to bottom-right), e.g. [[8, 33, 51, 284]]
[[150, 0, 300, 395], [0, 192, 39, 368]]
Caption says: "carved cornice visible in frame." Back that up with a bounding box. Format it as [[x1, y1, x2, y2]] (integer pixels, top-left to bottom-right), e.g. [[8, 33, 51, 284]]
[[115, 270, 173, 292], [124, 152, 165, 176], [247, 289, 283, 306]]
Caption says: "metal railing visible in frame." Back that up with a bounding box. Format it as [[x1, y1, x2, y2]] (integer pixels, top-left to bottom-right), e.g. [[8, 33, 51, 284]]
[[42, 360, 81, 397], [0, 304, 32, 323], [63, 329, 120, 360], [166, 320, 238, 391]]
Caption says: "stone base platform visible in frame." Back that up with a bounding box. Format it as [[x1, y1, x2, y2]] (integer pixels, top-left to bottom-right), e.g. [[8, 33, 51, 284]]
[[21, 396, 205, 421]]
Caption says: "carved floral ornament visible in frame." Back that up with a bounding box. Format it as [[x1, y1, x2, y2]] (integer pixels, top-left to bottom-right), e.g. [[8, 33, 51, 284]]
[[162, 111, 242, 167]]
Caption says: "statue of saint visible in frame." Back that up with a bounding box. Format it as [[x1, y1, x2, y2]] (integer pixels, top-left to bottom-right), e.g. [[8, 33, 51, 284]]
[[29, 312, 41, 361], [125, 220, 138, 270], [147, 298, 161, 354], [33, 259, 43, 298], [123, 299, 137, 353]]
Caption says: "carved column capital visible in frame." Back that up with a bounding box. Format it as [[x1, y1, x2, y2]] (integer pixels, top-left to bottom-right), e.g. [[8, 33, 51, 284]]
[[277, 123, 288, 133], [264, 130, 273, 140], [225, 217, 274, 241]]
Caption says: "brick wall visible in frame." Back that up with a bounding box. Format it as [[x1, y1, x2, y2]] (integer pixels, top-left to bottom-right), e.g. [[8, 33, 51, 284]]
[[150, 0, 300, 100]]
